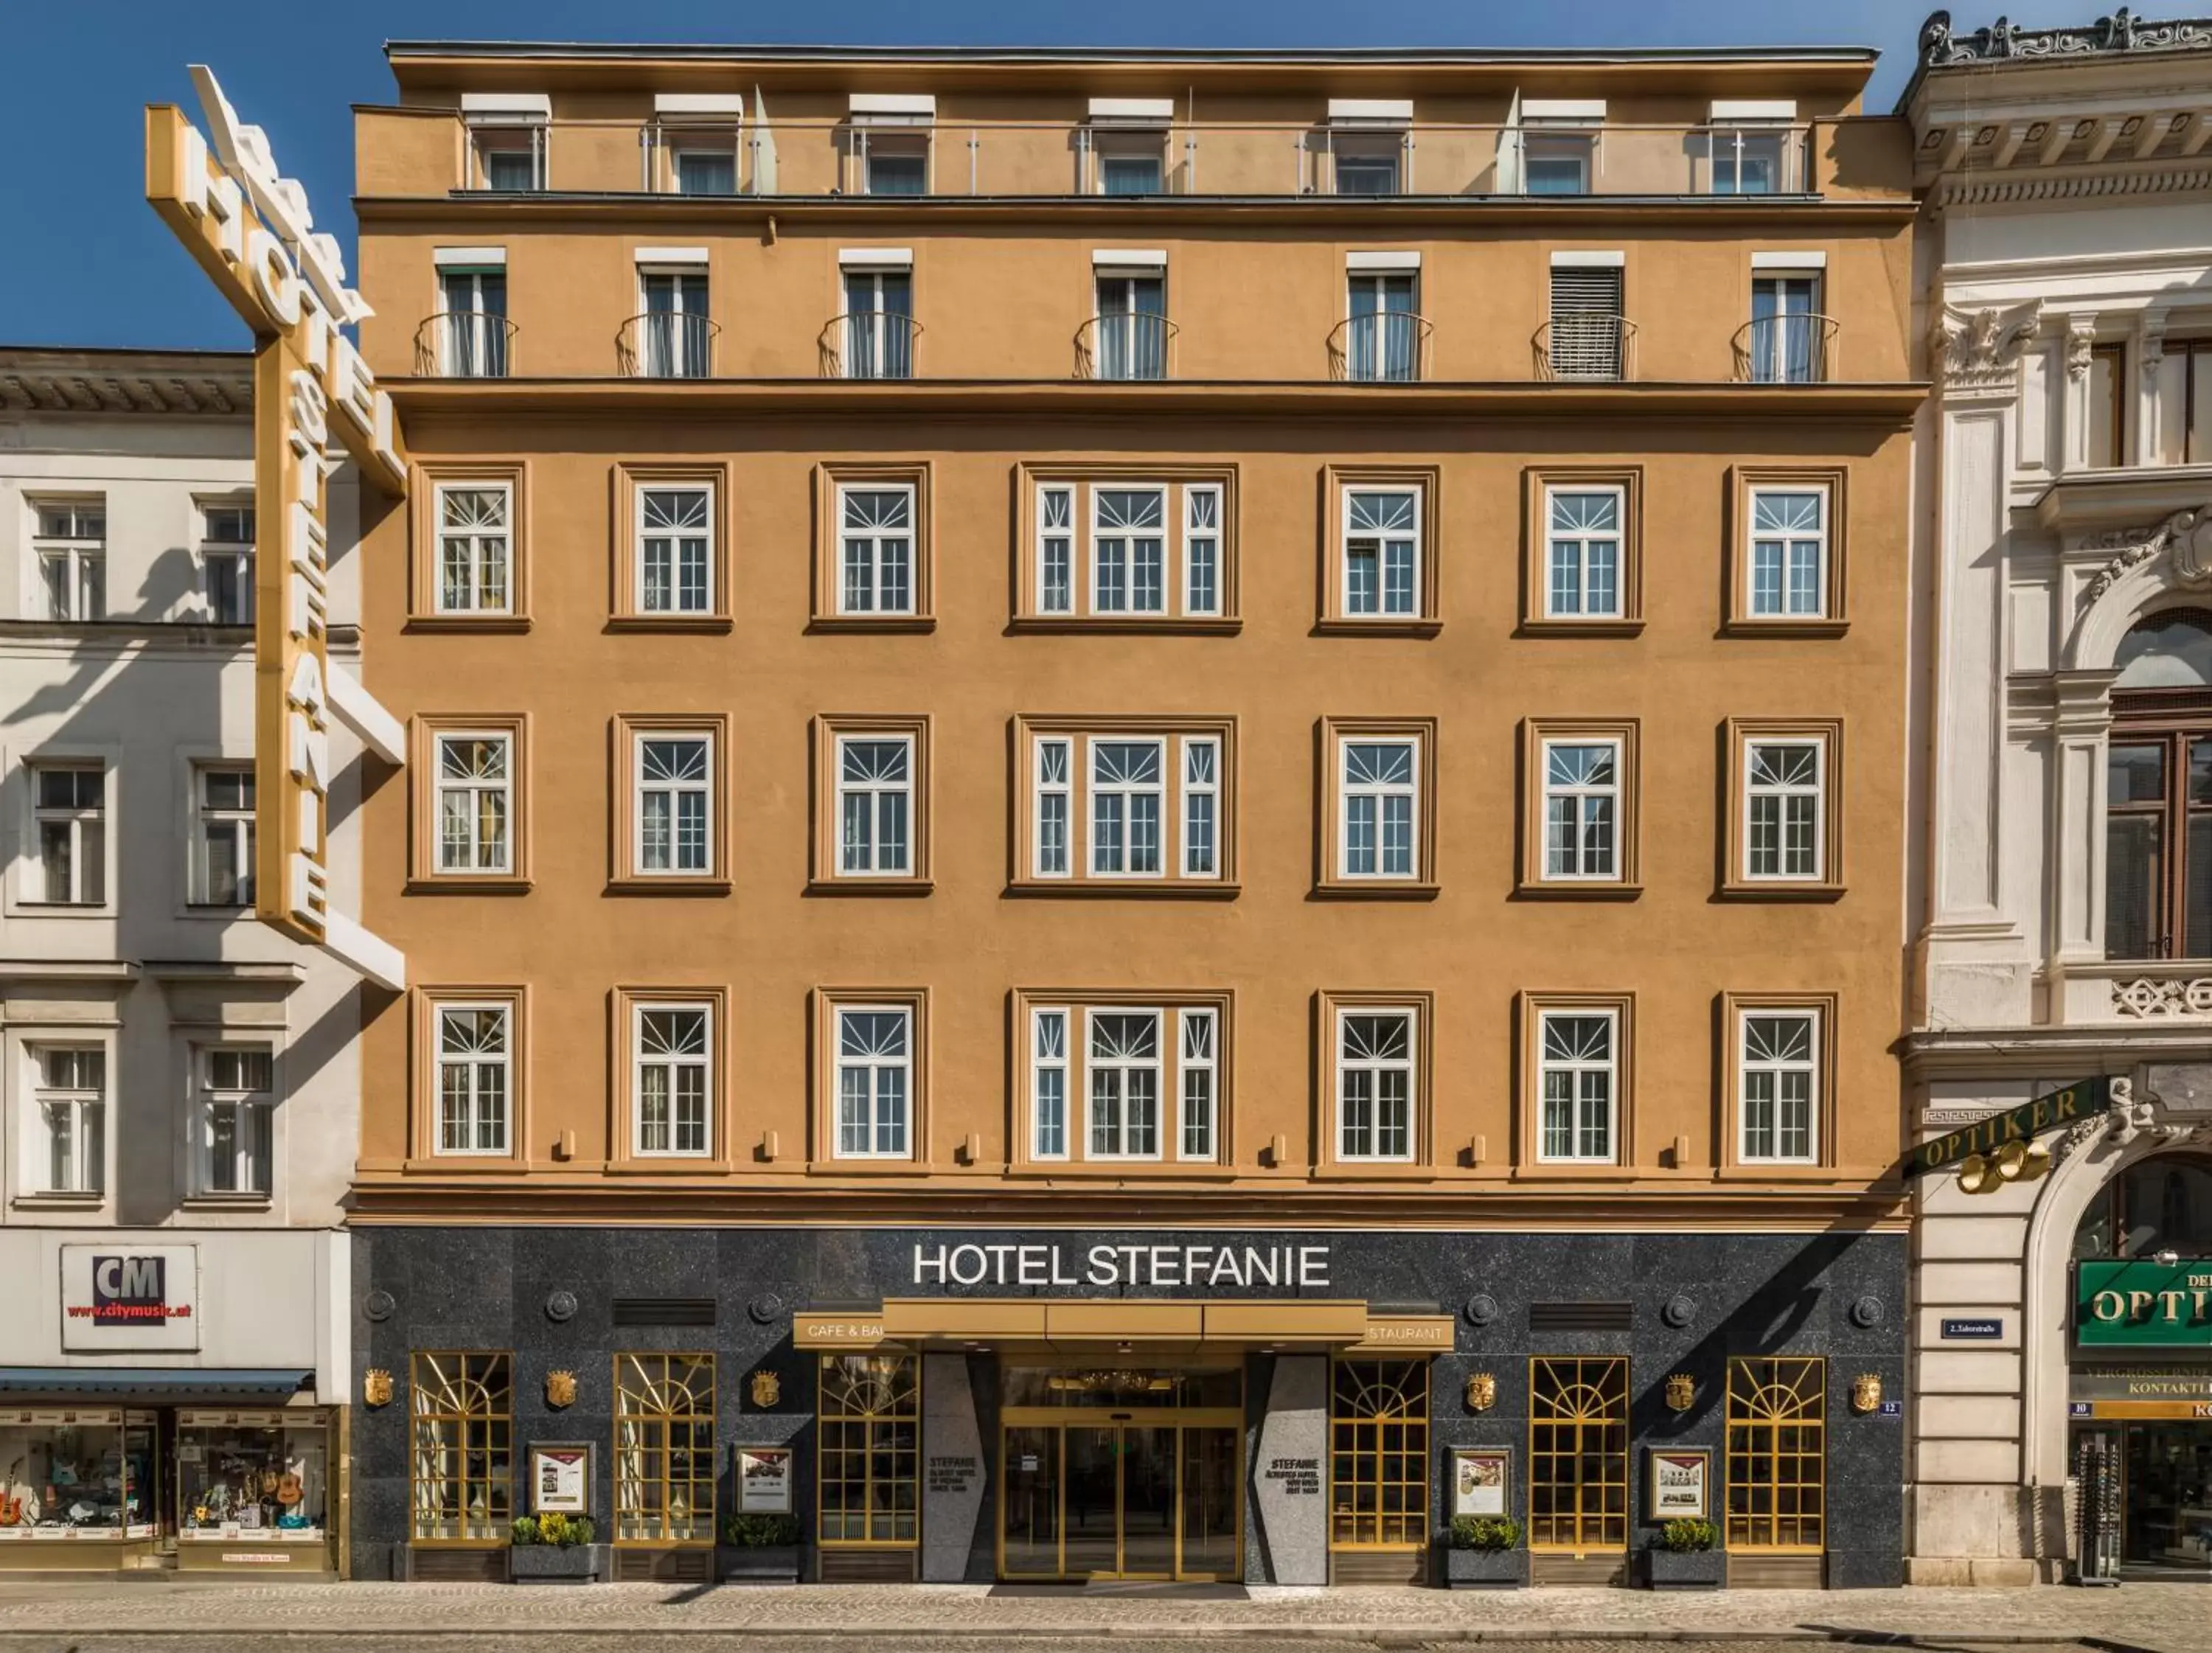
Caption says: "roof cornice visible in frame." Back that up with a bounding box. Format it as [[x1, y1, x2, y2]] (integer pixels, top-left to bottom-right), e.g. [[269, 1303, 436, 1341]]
[[385, 38, 1879, 68], [0, 349, 252, 417]]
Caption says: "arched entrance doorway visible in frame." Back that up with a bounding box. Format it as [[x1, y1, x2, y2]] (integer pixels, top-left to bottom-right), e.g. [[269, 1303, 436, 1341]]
[[2070, 1151, 2212, 1577]]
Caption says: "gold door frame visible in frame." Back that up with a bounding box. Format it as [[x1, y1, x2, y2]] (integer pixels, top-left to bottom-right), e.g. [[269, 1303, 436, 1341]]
[[1725, 1356, 1825, 1554], [1528, 1355, 1630, 1556], [995, 1409, 1244, 1581]]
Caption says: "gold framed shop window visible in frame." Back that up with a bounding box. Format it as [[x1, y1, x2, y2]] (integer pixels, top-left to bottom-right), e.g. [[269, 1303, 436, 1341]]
[[1329, 1358, 1429, 1551], [409, 1351, 514, 1544], [614, 1352, 717, 1543], [1726, 1356, 1825, 1553], [1528, 1356, 1628, 1553], [818, 1351, 919, 1548]]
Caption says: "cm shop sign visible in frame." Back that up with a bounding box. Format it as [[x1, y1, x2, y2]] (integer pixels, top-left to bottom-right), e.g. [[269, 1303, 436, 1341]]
[[2078, 1259, 2212, 1348], [60, 1245, 200, 1353]]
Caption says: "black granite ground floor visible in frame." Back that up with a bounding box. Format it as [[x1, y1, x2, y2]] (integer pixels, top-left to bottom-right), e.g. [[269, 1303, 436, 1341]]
[[349, 1225, 1905, 1587]]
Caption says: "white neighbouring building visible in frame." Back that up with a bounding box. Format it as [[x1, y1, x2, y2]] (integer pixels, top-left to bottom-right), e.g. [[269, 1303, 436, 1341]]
[[1903, 10, 2212, 1584], [0, 347, 361, 1576]]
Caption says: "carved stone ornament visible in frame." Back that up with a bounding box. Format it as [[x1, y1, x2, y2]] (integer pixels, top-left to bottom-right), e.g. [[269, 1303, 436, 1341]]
[[1665, 1373, 1697, 1412], [1919, 7, 2212, 69], [2065, 319, 2097, 382], [1850, 1372, 1884, 1413], [363, 1368, 394, 1408], [1929, 301, 2040, 389], [545, 1369, 577, 1410], [749, 1368, 782, 1410], [1465, 1371, 1498, 1413], [2081, 505, 2212, 604], [2115, 976, 2212, 1017]]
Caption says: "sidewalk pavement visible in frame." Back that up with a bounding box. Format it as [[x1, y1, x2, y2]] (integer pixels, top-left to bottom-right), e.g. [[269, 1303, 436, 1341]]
[[0, 1579, 2194, 1647]]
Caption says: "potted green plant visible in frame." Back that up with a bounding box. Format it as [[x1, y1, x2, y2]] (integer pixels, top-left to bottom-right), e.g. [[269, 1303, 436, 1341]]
[[508, 1512, 608, 1584], [717, 1512, 802, 1585], [1443, 1514, 1526, 1589], [1644, 1517, 1724, 1589]]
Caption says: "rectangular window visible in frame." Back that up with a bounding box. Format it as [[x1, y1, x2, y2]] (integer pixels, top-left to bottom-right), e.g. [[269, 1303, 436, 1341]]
[[434, 484, 512, 614], [1329, 1360, 1427, 1551], [1726, 1357, 1825, 1553], [839, 486, 914, 614], [1092, 487, 1166, 615], [29, 762, 105, 905], [1343, 490, 1419, 617], [435, 1003, 511, 1156], [841, 269, 914, 380], [2104, 727, 2212, 961], [836, 734, 913, 876], [1340, 738, 1417, 880], [435, 733, 512, 875], [1749, 488, 1827, 618], [1747, 274, 1824, 384], [31, 1045, 105, 1194], [1529, 1356, 1629, 1553], [674, 145, 737, 195], [1092, 273, 1168, 381], [1738, 1008, 1819, 1163], [635, 270, 712, 379], [1181, 737, 1220, 877], [1547, 264, 1625, 379], [471, 117, 544, 189], [835, 1006, 911, 1158], [195, 1046, 273, 1196], [2183, 338, 2211, 466], [633, 1003, 712, 1157], [634, 731, 713, 877], [1183, 485, 1222, 615], [817, 1352, 919, 1546], [1037, 487, 1074, 615], [192, 765, 254, 906], [437, 266, 509, 377], [1019, 994, 1230, 1167], [1090, 738, 1164, 875], [2089, 342, 2126, 468], [1032, 1009, 1069, 1160], [1545, 487, 1622, 618], [1034, 738, 1072, 878], [615, 1353, 716, 1542], [200, 504, 255, 624], [1337, 1009, 1414, 1162], [1525, 130, 1596, 195], [1019, 719, 1235, 891], [1023, 475, 1234, 624], [1086, 1009, 1162, 1158], [1537, 1009, 1616, 1162], [32, 499, 104, 622], [1344, 272, 1419, 381], [636, 485, 713, 615], [1542, 738, 1621, 880], [1745, 738, 1825, 881], [1708, 125, 1788, 193], [1332, 138, 1402, 195], [410, 1352, 513, 1542], [1179, 1008, 1217, 1160], [863, 139, 929, 196]]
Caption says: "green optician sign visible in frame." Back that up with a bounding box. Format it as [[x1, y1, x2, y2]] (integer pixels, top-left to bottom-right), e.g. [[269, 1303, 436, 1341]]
[[2079, 1259, 2212, 1347], [1909, 1076, 2112, 1178]]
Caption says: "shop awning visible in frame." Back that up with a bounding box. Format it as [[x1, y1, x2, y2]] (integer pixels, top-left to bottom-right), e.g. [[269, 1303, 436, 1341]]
[[0, 1368, 312, 1405], [794, 1301, 1453, 1354]]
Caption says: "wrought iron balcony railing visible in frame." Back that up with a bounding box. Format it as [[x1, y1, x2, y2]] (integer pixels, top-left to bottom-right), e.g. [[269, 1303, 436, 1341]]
[[616, 313, 720, 379], [1329, 312, 1433, 383], [818, 312, 922, 380], [1731, 313, 1840, 384], [1075, 313, 1177, 382], [1535, 314, 1638, 382], [414, 312, 516, 378]]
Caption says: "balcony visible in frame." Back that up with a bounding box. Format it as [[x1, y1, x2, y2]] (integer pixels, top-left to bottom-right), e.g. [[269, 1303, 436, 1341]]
[[1076, 313, 1177, 382], [818, 312, 922, 380], [1329, 313, 1432, 383], [1535, 315, 1637, 382], [617, 313, 720, 379], [414, 311, 516, 378], [1731, 313, 1838, 384]]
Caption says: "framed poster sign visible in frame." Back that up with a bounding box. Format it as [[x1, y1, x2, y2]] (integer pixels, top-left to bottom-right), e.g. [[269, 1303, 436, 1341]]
[[1451, 1447, 1511, 1518], [530, 1443, 591, 1515], [1647, 1447, 1710, 1520], [736, 1445, 793, 1514]]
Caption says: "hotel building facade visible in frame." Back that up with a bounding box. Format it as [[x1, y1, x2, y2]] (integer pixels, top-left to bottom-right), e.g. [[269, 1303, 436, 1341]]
[[336, 41, 1922, 1586]]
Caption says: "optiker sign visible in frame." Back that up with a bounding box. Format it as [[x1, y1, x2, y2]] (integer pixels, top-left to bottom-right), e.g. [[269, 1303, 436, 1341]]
[[60, 1245, 199, 1352]]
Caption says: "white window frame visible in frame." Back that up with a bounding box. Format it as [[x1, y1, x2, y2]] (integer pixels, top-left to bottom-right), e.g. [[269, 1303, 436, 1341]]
[[433, 481, 513, 616], [1091, 484, 1169, 616], [26, 759, 108, 908], [634, 481, 714, 615], [28, 1043, 106, 1196], [1737, 1006, 1820, 1164], [1340, 487, 1421, 619], [835, 732, 914, 877], [1177, 1006, 1217, 1161], [30, 498, 105, 623], [1743, 736, 1826, 882], [1182, 483, 1222, 616], [1338, 735, 1419, 881], [1031, 1007, 1071, 1160], [1335, 1006, 1416, 1163], [1083, 1006, 1165, 1161], [833, 1004, 912, 1159], [434, 1002, 512, 1157], [859, 130, 931, 196], [434, 731, 513, 876], [1543, 484, 1624, 619], [1091, 128, 1169, 195], [631, 1001, 712, 1158], [1086, 734, 1168, 878], [1036, 485, 1076, 615], [1540, 736, 1623, 883], [1033, 737, 1074, 879], [190, 762, 255, 906], [1180, 736, 1220, 879], [198, 500, 255, 626], [1747, 485, 1829, 619], [1534, 1008, 1618, 1164], [632, 730, 714, 877], [193, 1045, 274, 1197], [836, 482, 917, 616]]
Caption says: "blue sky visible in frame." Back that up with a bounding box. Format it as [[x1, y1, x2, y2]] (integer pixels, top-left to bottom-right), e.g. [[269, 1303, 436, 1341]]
[[0, 0, 2095, 351]]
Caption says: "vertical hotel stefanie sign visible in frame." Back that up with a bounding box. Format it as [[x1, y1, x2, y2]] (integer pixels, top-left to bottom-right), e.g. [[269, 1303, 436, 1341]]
[[145, 69, 407, 989]]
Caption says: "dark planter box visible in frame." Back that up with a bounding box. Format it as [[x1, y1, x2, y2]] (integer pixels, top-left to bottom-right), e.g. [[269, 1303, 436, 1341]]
[[509, 1542, 608, 1584], [1444, 1547, 1528, 1589], [718, 1544, 801, 1584], [1644, 1545, 1725, 1590]]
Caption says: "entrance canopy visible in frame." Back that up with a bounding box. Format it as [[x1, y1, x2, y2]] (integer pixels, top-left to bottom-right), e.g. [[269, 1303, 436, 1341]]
[[0, 1368, 312, 1405], [795, 1298, 1451, 1354]]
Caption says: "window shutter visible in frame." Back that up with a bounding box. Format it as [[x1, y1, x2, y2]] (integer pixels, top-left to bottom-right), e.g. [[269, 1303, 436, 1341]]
[[1548, 267, 1625, 378]]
